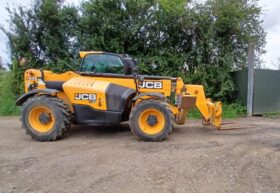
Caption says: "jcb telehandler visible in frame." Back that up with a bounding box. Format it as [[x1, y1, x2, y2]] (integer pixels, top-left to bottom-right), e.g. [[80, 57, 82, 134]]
[[16, 51, 222, 142]]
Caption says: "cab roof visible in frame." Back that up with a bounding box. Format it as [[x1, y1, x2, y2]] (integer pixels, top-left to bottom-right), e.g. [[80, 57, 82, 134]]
[[79, 51, 133, 61], [79, 51, 104, 58]]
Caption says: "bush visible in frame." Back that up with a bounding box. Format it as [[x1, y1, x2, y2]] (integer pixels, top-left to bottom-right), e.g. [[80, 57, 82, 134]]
[[0, 71, 20, 116]]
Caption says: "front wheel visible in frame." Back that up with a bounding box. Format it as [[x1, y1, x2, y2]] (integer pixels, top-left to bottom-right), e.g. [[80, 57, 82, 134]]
[[129, 100, 172, 141], [21, 95, 71, 141]]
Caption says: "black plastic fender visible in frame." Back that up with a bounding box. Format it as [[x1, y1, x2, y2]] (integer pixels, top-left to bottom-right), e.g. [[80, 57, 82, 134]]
[[15, 89, 60, 106], [105, 84, 136, 112]]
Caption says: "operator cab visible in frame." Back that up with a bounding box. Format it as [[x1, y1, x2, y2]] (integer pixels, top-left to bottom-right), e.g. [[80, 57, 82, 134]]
[[79, 51, 137, 75]]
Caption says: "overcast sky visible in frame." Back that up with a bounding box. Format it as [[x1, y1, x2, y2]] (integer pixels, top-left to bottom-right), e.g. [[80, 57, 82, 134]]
[[0, 0, 279, 69]]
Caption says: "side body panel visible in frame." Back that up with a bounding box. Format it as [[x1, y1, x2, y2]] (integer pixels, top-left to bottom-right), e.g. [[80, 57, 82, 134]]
[[63, 76, 110, 111], [62, 76, 136, 125], [138, 79, 172, 96]]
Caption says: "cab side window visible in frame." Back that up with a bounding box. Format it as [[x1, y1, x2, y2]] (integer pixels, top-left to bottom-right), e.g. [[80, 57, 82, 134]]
[[80, 54, 125, 74]]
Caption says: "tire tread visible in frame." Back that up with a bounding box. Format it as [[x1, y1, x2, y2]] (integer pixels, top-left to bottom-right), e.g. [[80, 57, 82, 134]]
[[21, 95, 71, 141]]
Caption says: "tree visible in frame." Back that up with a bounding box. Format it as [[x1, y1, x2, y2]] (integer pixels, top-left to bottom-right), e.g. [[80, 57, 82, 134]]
[[0, 57, 4, 70], [2, 0, 266, 102], [179, 0, 266, 100], [274, 58, 280, 70], [1, 0, 80, 94]]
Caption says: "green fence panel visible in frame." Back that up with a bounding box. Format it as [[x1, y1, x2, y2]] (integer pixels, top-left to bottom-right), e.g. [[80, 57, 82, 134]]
[[253, 69, 280, 114], [233, 69, 280, 115]]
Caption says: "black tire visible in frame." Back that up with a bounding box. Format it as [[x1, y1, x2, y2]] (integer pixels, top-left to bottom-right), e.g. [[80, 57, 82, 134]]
[[129, 100, 172, 141], [165, 102, 175, 135], [21, 95, 71, 141]]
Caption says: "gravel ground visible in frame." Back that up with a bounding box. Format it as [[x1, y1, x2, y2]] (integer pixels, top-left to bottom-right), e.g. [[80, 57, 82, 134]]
[[0, 116, 279, 193]]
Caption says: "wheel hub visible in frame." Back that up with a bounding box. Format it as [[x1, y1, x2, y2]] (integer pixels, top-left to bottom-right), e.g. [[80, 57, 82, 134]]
[[39, 112, 51, 125], [146, 115, 158, 126]]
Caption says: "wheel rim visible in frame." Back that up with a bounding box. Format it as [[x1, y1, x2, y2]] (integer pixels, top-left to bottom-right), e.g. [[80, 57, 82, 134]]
[[138, 108, 165, 135], [28, 106, 55, 133]]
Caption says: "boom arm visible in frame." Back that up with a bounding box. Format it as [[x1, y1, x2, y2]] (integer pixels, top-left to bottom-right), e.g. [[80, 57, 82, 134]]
[[185, 85, 222, 128], [174, 78, 222, 129]]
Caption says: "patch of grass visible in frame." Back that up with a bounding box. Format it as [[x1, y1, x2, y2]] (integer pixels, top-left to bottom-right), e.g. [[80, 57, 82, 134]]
[[188, 103, 246, 119], [0, 71, 20, 116], [222, 103, 246, 119], [188, 108, 201, 119], [263, 112, 280, 118]]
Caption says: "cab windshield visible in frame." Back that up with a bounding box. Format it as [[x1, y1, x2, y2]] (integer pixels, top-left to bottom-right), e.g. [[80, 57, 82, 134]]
[[80, 54, 124, 74]]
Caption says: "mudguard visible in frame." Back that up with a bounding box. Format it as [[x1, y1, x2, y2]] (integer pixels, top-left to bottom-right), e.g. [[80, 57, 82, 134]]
[[15, 89, 60, 106]]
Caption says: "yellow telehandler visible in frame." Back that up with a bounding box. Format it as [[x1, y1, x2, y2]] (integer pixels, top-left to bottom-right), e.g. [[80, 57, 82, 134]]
[[16, 51, 222, 141]]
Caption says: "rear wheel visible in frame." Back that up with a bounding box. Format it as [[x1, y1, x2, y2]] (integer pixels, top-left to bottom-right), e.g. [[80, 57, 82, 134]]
[[129, 100, 172, 141], [21, 95, 71, 141]]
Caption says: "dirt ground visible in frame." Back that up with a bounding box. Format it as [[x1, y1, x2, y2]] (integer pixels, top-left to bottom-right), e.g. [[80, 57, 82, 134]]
[[0, 116, 279, 193]]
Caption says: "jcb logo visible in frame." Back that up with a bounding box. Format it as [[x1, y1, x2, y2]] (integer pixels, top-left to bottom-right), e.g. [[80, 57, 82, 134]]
[[139, 81, 163, 89], [74, 93, 97, 103]]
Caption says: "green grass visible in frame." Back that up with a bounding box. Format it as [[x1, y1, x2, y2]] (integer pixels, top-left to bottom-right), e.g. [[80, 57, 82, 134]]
[[0, 71, 20, 116], [263, 112, 280, 118], [188, 103, 246, 119]]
